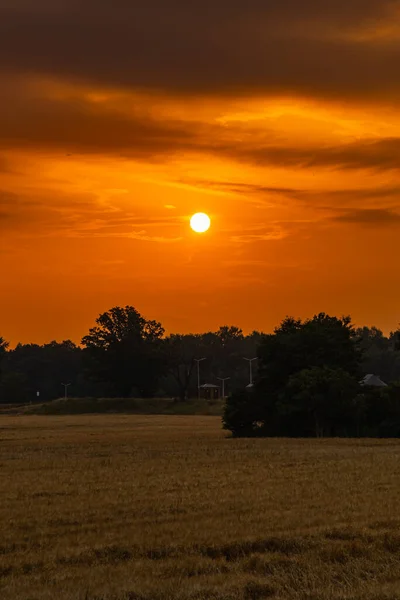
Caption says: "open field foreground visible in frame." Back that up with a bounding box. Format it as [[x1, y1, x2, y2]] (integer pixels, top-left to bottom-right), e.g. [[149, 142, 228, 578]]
[[1, 416, 400, 600]]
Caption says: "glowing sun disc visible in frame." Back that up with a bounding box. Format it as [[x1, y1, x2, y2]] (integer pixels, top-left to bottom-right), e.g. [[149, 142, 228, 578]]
[[190, 212, 211, 233]]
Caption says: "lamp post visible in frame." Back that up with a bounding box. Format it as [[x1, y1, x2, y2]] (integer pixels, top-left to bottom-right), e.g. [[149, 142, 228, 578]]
[[62, 383, 71, 400], [243, 357, 257, 387], [217, 377, 230, 399], [194, 358, 206, 400]]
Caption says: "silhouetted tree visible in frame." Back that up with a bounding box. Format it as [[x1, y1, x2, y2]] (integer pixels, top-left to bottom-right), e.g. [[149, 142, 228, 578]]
[[224, 313, 362, 437], [355, 327, 400, 384], [165, 334, 200, 401], [392, 327, 400, 353], [162, 328, 261, 399], [0, 340, 83, 403], [222, 389, 260, 437], [82, 306, 165, 397], [216, 326, 244, 345], [0, 336, 9, 387]]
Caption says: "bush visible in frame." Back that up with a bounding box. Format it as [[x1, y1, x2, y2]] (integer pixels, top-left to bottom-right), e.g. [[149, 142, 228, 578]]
[[223, 390, 264, 437]]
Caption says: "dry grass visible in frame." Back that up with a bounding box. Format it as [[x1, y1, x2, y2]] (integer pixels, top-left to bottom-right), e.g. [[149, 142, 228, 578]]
[[1, 415, 400, 600]]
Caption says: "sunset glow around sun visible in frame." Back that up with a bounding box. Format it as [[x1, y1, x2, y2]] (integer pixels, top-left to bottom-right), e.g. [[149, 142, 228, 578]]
[[190, 213, 211, 233]]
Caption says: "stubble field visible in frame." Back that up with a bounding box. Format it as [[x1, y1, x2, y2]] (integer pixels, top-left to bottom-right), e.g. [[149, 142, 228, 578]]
[[1, 415, 400, 600]]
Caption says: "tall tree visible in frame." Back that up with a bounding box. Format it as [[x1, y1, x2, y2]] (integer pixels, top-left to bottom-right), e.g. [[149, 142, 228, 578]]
[[258, 313, 361, 393], [82, 306, 165, 397], [165, 334, 200, 401], [216, 326, 244, 346], [224, 313, 362, 437]]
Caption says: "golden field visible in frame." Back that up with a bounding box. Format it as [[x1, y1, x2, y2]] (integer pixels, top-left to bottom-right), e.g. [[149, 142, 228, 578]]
[[1, 415, 400, 600]]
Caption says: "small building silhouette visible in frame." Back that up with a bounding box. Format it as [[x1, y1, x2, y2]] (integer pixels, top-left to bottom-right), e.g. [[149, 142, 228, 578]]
[[360, 374, 388, 388], [200, 383, 220, 400]]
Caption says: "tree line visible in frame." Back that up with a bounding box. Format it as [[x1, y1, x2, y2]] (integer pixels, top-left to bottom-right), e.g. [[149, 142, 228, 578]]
[[1, 306, 400, 438], [0, 306, 261, 404]]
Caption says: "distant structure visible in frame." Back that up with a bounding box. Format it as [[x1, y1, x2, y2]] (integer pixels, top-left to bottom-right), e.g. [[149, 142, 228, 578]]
[[360, 374, 388, 388], [200, 383, 220, 400]]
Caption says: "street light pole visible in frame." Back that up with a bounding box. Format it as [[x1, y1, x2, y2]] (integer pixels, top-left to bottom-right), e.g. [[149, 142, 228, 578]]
[[243, 358, 258, 386], [217, 377, 230, 399], [61, 383, 71, 400], [194, 358, 206, 400]]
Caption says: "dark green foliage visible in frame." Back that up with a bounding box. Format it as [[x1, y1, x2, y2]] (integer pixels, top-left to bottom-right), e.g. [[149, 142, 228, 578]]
[[356, 326, 400, 383], [258, 313, 361, 392], [163, 327, 260, 400], [280, 366, 360, 437], [82, 306, 166, 398], [0, 318, 261, 403], [222, 390, 259, 437], [224, 313, 364, 437], [164, 334, 200, 401], [2, 309, 400, 429], [354, 382, 400, 437], [0, 339, 85, 404], [0, 336, 9, 382], [392, 327, 400, 352]]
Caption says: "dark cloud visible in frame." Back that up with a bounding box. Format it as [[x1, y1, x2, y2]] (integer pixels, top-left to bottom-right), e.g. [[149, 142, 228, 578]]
[[178, 179, 400, 203], [0, 0, 398, 99], [205, 137, 400, 173], [2, 75, 400, 176], [332, 208, 400, 226], [223, 138, 400, 171], [0, 90, 195, 157], [323, 186, 400, 202], [2, 81, 400, 174]]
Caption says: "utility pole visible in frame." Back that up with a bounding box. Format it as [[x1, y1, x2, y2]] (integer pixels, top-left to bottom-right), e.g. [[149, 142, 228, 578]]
[[243, 357, 258, 386], [194, 358, 206, 401], [217, 377, 230, 399], [61, 383, 71, 400]]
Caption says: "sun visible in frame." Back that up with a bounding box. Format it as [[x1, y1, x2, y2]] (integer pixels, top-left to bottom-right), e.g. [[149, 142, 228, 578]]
[[190, 212, 211, 233]]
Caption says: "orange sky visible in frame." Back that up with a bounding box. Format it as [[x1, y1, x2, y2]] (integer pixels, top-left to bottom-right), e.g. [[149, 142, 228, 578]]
[[1, 0, 400, 344]]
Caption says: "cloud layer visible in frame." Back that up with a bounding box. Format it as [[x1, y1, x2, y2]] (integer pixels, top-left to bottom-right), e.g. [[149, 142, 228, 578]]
[[1, 0, 400, 100]]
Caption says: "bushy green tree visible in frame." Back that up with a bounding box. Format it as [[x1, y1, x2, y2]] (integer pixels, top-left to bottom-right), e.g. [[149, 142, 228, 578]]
[[224, 313, 362, 437], [222, 389, 261, 437], [82, 306, 165, 397]]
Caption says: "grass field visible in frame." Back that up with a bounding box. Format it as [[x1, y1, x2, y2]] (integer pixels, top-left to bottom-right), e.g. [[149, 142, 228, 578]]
[[1, 415, 400, 600], [0, 398, 224, 416]]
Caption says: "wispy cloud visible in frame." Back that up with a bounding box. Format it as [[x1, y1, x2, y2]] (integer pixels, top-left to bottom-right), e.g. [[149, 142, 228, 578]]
[[332, 208, 400, 226]]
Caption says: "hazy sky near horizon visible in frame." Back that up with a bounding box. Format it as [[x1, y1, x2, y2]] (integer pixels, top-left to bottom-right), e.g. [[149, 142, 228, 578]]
[[1, 0, 400, 344]]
